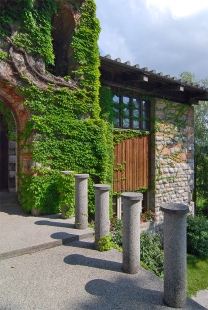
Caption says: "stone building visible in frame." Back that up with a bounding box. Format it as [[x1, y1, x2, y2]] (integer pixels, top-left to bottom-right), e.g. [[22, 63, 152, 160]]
[[0, 0, 208, 228], [100, 55, 208, 232]]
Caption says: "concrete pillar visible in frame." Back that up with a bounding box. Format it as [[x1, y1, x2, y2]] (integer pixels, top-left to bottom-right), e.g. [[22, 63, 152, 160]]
[[74, 174, 89, 229], [94, 184, 111, 249], [121, 192, 143, 274], [160, 203, 189, 308]]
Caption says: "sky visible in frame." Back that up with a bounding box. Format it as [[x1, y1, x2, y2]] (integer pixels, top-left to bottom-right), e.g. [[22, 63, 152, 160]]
[[94, 0, 208, 82]]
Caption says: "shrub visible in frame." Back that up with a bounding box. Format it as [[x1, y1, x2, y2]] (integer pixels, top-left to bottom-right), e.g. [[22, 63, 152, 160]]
[[140, 210, 156, 223], [196, 198, 208, 218], [187, 215, 208, 257], [19, 170, 61, 214], [110, 217, 122, 246], [96, 235, 121, 252], [109, 218, 164, 278], [140, 231, 164, 278]]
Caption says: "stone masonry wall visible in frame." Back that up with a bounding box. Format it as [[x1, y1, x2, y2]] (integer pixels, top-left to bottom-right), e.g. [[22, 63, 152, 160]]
[[149, 99, 194, 232]]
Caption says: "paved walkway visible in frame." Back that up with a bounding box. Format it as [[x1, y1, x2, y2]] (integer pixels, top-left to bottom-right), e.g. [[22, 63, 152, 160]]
[[0, 192, 207, 310], [0, 192, 93, 259]]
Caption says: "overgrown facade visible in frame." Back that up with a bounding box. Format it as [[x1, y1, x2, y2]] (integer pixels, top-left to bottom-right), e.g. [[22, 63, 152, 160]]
[[100, 55, 208, 233], [0, 0, 207, 226]]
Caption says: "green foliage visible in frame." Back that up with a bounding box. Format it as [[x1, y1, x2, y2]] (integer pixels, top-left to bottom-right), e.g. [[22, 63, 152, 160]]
[[0, 51, 9, 60], [110, 217, 122, 246], [194, 101, 208, 205], [0, 0, 57, 64], [179, 72, 208, 207], [19, 170, 61, 214], [179, 71, 196, 84], [140, 231, 164, 278], [153, 99, 190, 183], [0, 100, 15, 140], [113, 128, 150, 145], [187, 255, 208, 296], [196, 198, 208, 217], [96, 234, 121, 252], [140, 210, 156, 222], [109, 218, 164, 278], [3, 0, 114, 217], [19, 84, 113, 215], [71, 0, 101, 118], [58, 172, 75, 217], [99, 86, 114, 122], [187, 215, 208, 257]]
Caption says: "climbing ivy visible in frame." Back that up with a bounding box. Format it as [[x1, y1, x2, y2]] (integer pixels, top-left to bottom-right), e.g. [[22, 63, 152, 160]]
[[0, 100, 15, 140], [113, 129, 150, 145], [0, 0, 57, 64], [0, 0, 114, 217], [0, 0, 192, 218], [0, 51, 9, 60], [153, 98, 190, 184]]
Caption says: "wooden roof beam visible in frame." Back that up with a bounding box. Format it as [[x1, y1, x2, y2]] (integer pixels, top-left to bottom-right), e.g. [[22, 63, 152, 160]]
[[123, 74, 149, 83], [160, 84, 185, 92]]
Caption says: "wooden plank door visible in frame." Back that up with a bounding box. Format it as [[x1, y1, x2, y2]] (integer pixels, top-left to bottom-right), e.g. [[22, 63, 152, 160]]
[[114, 135, 150, 193]]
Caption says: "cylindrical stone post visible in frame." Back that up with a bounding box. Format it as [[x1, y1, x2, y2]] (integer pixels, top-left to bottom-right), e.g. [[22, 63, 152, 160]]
[[121, 192, 143, 274], [74, 174, 89, 229], [94, 184, 111, 249], [160, 203, 189, 308]]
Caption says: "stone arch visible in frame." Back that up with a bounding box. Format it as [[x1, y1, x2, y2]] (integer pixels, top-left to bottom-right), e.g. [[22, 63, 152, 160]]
[[50, 3, 79, 77], [0, 81, 30, 192]]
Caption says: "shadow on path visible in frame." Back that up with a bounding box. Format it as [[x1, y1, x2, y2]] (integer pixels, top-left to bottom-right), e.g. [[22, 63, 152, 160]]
[[35, 219, 74, 229], [64, 253, 122, 272], [0, 192, 27, 216], [80, 277, 207, 310]]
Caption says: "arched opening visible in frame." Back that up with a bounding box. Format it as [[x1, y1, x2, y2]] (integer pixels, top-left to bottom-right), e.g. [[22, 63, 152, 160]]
[[49, 5, 76, 77], [0, 106, 16, 193], [0, 114, 9, 191], [0, 82, 30, 193]]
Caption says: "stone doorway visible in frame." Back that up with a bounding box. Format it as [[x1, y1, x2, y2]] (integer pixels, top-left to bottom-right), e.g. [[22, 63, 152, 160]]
[[0, 114, 16, 192], [0, 114, 9, 191]]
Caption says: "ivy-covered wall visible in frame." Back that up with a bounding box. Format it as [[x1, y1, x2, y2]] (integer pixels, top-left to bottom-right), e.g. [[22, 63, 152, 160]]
[[0, 0, 114, 218], [0, 0, 197, 224]]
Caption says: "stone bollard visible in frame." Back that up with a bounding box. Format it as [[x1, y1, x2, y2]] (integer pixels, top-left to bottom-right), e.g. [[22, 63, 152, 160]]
[[74, 174, 89, 229], [160, 203, 189, 308], [121, 192, 143, 274], [94, 184, 111, 249]]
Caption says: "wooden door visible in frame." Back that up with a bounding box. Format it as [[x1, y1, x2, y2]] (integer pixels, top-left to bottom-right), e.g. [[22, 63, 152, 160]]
[[114, 135, 150, 193], [0, 114, 8, 190]]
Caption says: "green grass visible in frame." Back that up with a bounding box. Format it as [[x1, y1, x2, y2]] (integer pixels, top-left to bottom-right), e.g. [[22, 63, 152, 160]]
[[187, 255, 208, 296]]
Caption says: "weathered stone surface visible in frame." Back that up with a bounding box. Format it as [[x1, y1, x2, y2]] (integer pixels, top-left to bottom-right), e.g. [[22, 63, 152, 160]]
[[74, 174, 89, 230], [150, 100, 195, 223], [122, 192, 143, 274], [94, 184, 111, 249], [161, 203, 188, 308]]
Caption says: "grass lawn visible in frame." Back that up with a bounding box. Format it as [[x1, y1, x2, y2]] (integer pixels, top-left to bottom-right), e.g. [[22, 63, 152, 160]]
[[187, 255, 208, 296]]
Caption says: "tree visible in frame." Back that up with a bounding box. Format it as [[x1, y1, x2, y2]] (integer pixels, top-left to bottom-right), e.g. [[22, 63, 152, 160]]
[[179, 72, 208, 213]]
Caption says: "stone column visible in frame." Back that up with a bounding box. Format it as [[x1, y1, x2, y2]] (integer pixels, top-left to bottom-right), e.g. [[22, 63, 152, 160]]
[[74, 174, 89, 229], [94, 184, 111, 249], [121, 192, 143, 274], [160, 203, 189, 308]]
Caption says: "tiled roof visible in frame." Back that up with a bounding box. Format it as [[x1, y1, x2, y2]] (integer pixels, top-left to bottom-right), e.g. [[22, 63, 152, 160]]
[[100, 54, 208, 101]]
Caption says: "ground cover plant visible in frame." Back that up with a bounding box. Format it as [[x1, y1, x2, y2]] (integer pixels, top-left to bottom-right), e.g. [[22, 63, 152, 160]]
[[187, 255, 208, 296], [186, 213, 208, 296]]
